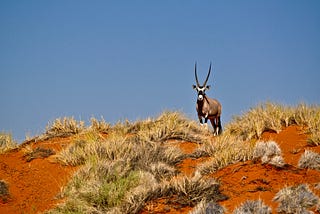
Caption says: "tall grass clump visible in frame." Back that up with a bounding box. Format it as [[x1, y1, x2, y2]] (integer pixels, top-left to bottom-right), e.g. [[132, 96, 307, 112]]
[[225, 102, 320, 141], [195, 134, 255, 175], [0, 132, 17, 153], [89, 116, 111, 133], [273, 184, 319, 213], [298, 150, 320, 170], [45, 117, 85, 138]]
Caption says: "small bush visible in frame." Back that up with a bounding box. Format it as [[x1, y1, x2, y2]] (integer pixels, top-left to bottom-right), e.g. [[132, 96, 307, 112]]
[[0, 133, 17, 153], [273, 184, 319, 213], [298, 150, 320, 170], [253, 141, 285, 168], [233, 199, 272, 214]]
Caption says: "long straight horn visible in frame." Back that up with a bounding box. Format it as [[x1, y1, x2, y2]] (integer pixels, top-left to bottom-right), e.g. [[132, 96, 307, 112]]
[[194, 62, 200, 87], [203, 62, 211, 86]]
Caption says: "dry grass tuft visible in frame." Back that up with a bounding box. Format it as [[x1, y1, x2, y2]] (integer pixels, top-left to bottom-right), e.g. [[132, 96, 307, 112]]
[[195, 134, 255, 175], [253, 141, 286, 168], [90, 117, 111, 133], [273, 184, 319, 213], [0, 132, 17, 153], [233, 199, 272, 214], [298, 150, 320, 170], [149, 162, 178, 181], [163, 175, 225, 206], [45, 117, 85, 138]]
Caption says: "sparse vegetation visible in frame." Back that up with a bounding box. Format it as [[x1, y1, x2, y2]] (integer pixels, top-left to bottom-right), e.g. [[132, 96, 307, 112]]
[[0, 132, 17, 153], [273, 184, 319, 213], [2, 103, 319, 213], [50, 112, 226, 213], [298, 150, 320, 170], [233, 199, 272, 214]]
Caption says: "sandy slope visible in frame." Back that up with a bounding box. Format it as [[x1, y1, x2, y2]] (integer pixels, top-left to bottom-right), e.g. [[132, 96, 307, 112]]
[[0, 137, 76, 214], [0, 126, 319, 213]]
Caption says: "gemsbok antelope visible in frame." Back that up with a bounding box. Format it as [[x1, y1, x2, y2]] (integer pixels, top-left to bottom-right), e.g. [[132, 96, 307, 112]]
[[192, 62, 222, 135]]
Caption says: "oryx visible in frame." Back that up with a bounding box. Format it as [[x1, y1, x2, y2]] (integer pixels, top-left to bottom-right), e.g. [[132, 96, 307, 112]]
[[192, 62, 222, 135]]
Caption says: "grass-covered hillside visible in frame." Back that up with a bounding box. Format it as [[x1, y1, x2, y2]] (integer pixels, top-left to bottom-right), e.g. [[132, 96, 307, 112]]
[[1, 102, 320, 213]]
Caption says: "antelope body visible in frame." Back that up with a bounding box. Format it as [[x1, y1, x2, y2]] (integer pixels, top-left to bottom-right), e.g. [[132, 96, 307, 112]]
[[192, 63, 222, 135]]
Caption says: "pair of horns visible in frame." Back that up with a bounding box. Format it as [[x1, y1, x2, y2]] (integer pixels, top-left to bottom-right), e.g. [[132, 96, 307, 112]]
[[195, 62, 211, 87]]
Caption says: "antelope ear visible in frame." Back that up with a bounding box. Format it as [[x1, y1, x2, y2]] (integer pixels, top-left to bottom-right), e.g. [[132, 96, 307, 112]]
[[206, 85, 211, 90], [192, 85, 197, 90]]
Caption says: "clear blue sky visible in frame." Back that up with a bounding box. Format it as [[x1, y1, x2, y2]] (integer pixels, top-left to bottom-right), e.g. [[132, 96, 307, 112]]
[[1, 1, 320, 142]]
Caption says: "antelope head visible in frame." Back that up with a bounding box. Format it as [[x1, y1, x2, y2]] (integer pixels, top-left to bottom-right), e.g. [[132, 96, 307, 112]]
[[192, 62, 211, 101]]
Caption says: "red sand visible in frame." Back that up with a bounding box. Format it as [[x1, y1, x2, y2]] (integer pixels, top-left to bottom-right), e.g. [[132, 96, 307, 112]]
[[0, 137, 77, 214]]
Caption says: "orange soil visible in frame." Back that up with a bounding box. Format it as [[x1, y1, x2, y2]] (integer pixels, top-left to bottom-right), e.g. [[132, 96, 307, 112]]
[[1, 126, 320, 214], [0, 137, 77, 214]]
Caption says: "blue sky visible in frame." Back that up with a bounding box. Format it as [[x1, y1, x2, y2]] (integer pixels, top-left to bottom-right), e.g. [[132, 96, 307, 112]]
[[1, 1, 320, 142]]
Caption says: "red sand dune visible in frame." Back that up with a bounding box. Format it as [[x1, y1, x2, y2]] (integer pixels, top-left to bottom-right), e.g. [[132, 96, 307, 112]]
[[0, 137, 76, 214], [0, 125, 320, 213]]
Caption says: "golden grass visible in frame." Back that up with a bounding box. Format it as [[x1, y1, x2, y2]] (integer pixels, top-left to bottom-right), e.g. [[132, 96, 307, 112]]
[[225, 102, 320, 142], [45, 117, 85, 138], [0, 132, 17, 154], [195, 135, 255, 175]]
